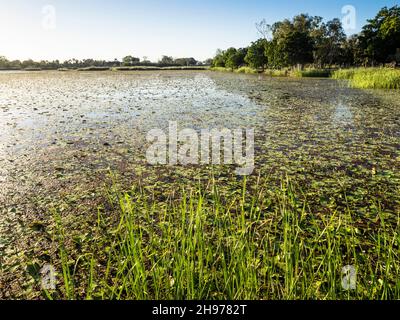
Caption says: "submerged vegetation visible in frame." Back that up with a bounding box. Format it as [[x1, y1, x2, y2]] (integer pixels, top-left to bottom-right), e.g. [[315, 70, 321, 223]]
[[51, 177, 400, 300]]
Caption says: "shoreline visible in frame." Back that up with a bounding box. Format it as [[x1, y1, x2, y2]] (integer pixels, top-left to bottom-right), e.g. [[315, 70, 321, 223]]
[[0, 66, 210, 72]]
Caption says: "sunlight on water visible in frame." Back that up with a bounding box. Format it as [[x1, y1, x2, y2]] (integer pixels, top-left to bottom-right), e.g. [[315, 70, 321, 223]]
[[333, 101, 353, 126]]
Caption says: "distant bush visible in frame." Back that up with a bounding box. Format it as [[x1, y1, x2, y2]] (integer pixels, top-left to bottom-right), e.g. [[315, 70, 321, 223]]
[[234, 67, 258, 74], [24, 67, 42, 71], [162, 66, 208, 71], [77, 66, 110, 71], [331, 69, 356, 80], [264, 69, 289, 77], [113, 66, 161, 71]]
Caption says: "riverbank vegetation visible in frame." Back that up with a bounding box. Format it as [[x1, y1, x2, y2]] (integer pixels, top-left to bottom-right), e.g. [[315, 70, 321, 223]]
[[74, 66, 208, 72], [210, 66, 332, 78], [211, 6, 400, 83]]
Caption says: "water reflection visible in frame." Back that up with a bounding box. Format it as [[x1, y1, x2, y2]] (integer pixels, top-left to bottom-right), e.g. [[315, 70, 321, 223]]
[[333, 101, 353, 126]]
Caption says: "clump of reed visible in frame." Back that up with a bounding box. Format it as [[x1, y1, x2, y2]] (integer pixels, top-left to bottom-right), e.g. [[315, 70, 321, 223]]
[[209, 67, 233, 72], [234, 67, 258, 74], [332, 68, 400, 89], [264, 69, 289, 77]]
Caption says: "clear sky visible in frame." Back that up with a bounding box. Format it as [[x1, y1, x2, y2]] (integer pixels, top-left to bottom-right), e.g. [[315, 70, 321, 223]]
[[0, 0, 398, 62]]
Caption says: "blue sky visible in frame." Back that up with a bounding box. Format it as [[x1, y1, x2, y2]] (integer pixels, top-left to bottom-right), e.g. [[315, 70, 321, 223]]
[[0, 0, 398, 62]]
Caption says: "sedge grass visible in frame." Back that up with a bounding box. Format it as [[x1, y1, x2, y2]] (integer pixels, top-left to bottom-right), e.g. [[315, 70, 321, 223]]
[[332, 68, 400, 89], [210, 67, 258, 74], [235, 67, 258, 74], [209, 67, 234, 72], [264, 69, 290, 77]]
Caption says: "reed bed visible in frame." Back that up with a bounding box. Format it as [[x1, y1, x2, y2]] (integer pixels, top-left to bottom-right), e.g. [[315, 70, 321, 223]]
[[332, 68, 400, 89]]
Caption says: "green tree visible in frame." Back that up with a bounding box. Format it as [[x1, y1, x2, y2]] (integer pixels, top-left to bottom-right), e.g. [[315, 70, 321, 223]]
[[174, 57, 198, 66], [122, 55, 140, 66], [282, 30, 314, 68], [0, 56, 9, 68], [225, 47, 247, 69], [203, 58, 213, 66], [313, 18, 346, 67], [223, 47, 237, 69], [358, 6, 400, 65], [265, 39, 284, 68], [341, 35, 361, 66], [212, 49, 226, 67], [268, 15, 316, 68], [245, 39, 268, 70], [159, 56, 174, 65]]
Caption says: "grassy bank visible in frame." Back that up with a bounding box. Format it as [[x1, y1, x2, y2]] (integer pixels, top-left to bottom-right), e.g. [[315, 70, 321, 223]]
[[209, 67, 234, 72], [211, 67, 331, 78], [77, 67, 111, 71], [235, 66, 259, 74], [332, 68, 400, 89], [51, 177, 399, 300], [24, 67, 43, 71], [265, 68, 331, 78], [210, 66, 260, 74], [210, 66, 400, 88]]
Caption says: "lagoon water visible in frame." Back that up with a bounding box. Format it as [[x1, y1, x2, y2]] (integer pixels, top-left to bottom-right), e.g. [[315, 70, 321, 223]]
[[1, 69, 400, 209], [1, 70, 400, 297]]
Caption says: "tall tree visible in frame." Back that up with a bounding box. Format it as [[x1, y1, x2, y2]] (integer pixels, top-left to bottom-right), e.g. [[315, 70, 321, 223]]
[[223, 47, 247, 69], [358, 6, 400, 65], [245, 39, 268, 70], [314, 19, 346, 67], [269, 15, 315, 68]]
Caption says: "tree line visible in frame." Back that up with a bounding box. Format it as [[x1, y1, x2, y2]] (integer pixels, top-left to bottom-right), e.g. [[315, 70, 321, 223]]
[[212, 6, 400, 70], [0, 55, 207, 70]]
